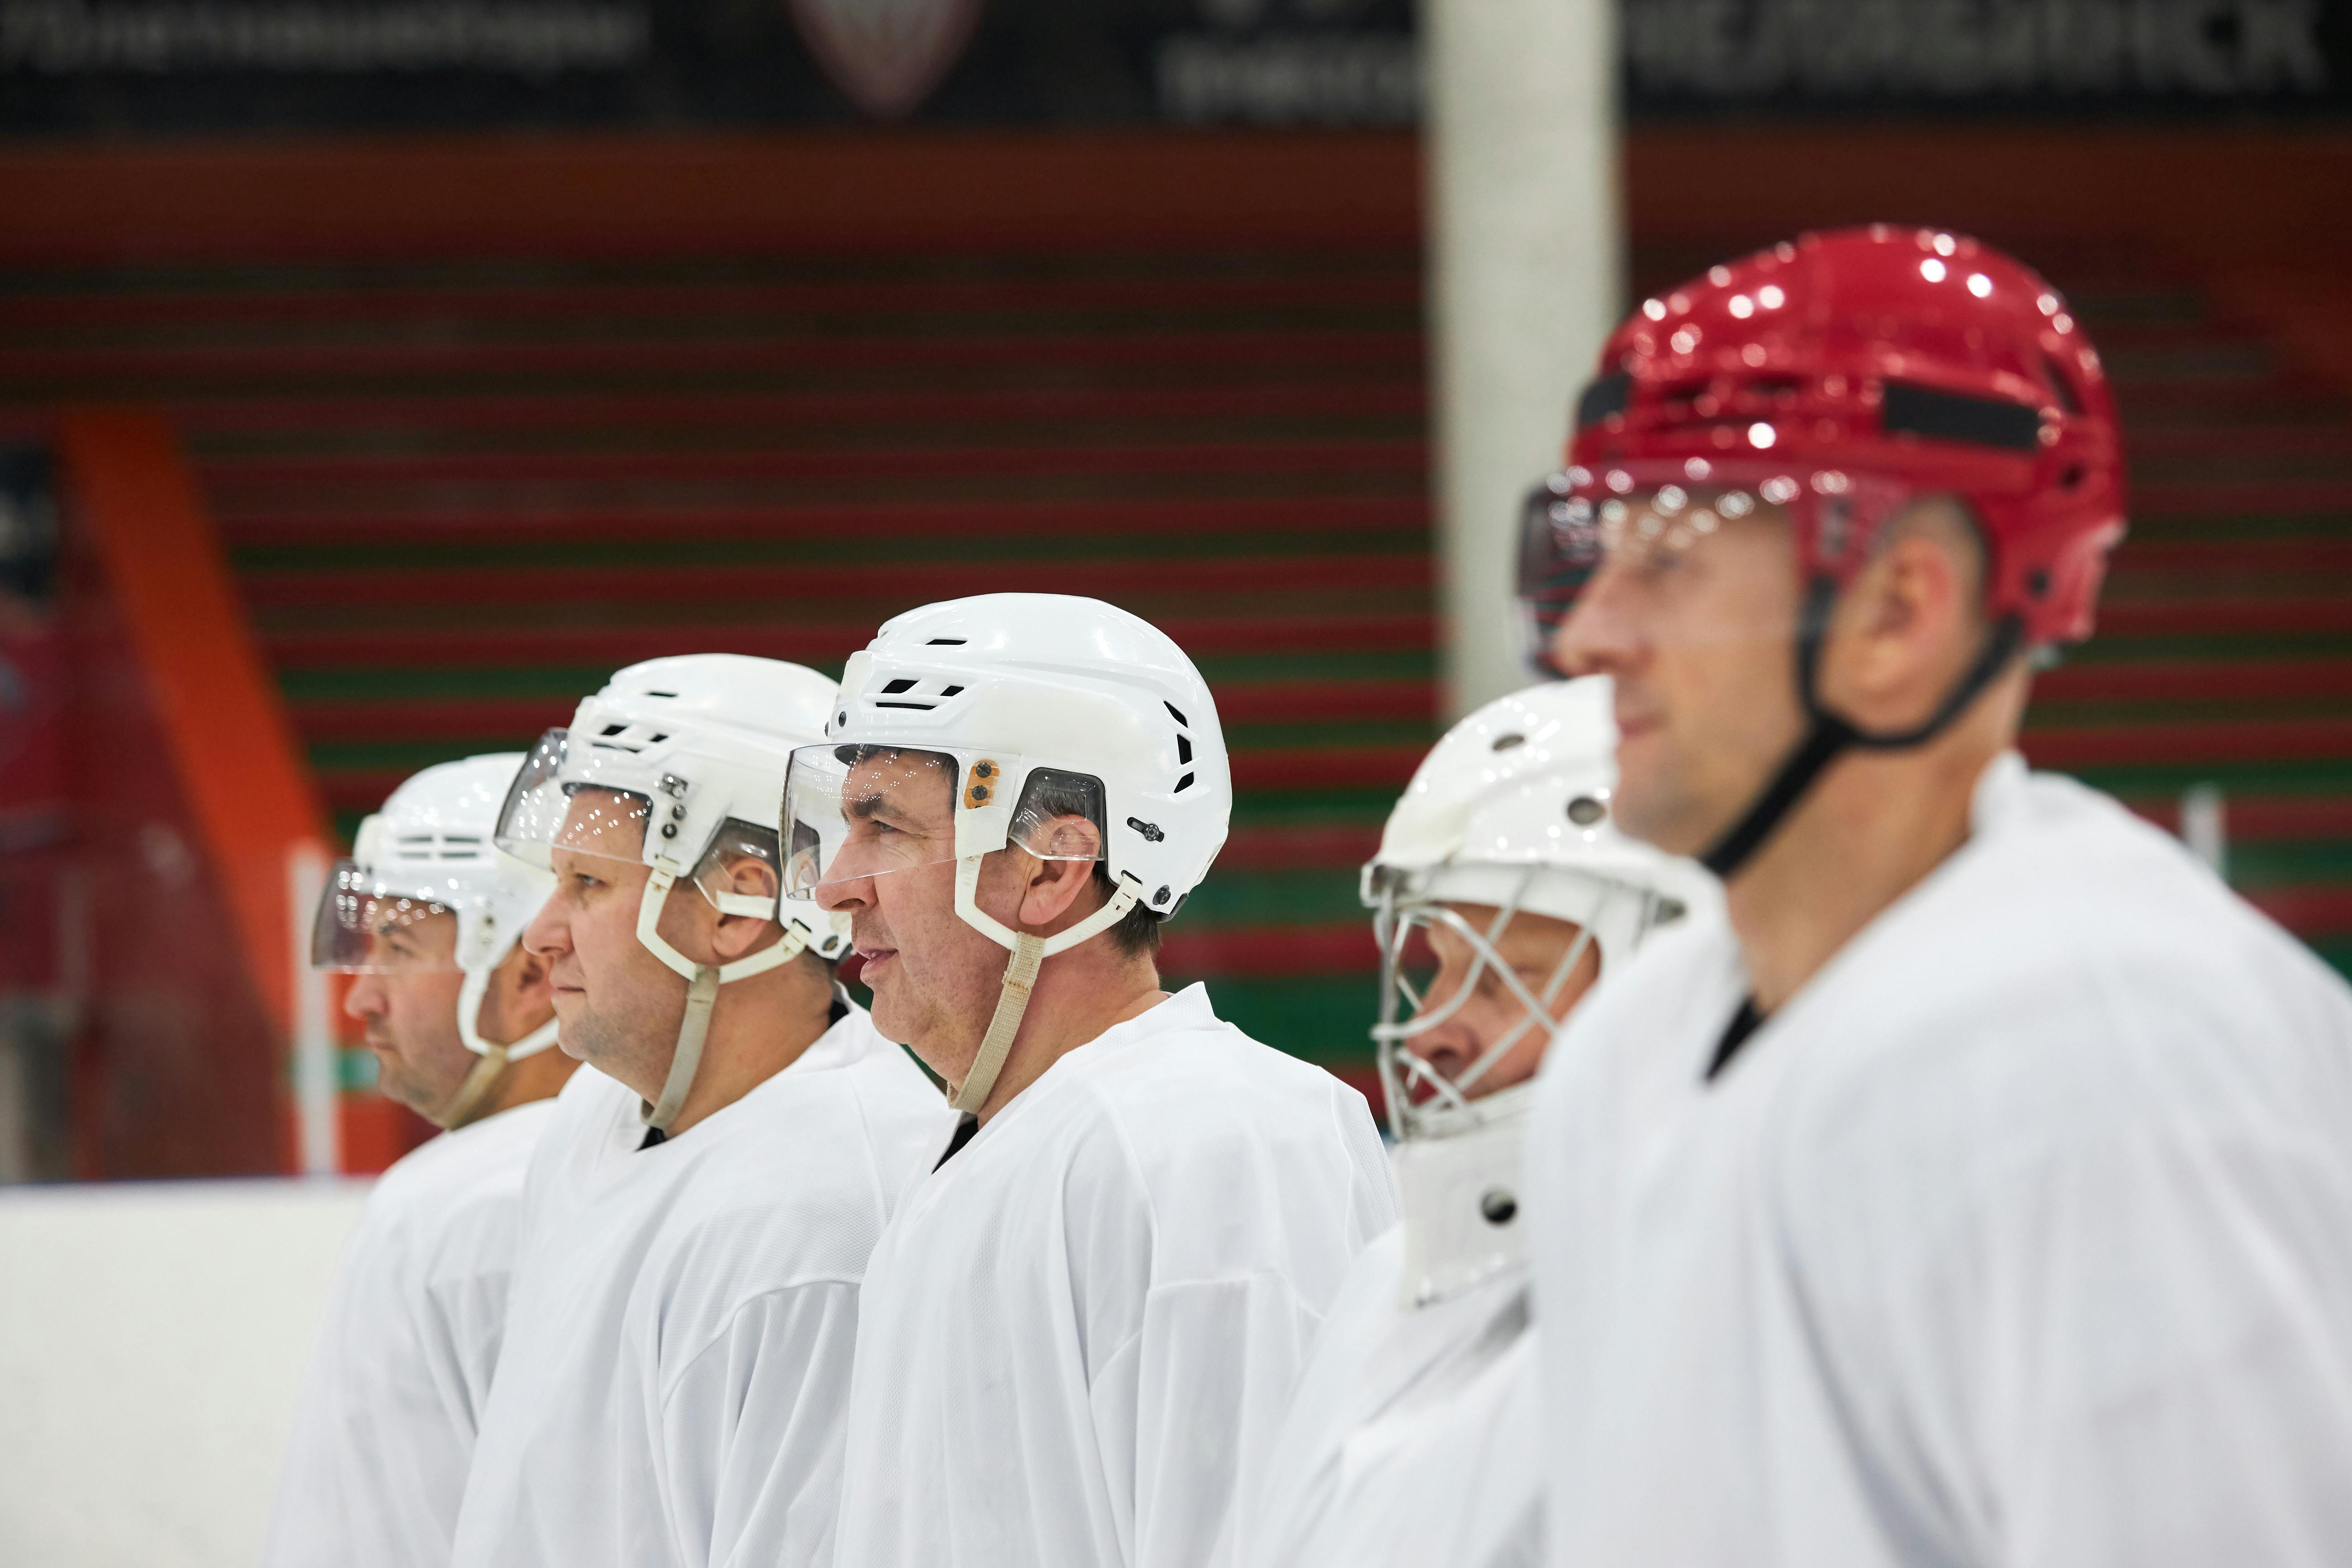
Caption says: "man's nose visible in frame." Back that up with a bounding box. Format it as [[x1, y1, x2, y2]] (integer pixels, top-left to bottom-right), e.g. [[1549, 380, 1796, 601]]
[[343, 972, 386, 1022], [1552, 565, 1637, 677], [811, 852, 873, 915], [521, 891, 566, 957]]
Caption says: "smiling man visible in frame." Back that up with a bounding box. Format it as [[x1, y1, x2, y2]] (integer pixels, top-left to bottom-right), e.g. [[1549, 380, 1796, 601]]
[[790, 593, 1399, 1568], [1519, 229, 2352, 1568], [447, 655, 949, 1568], [264, 752, 574, 1568]]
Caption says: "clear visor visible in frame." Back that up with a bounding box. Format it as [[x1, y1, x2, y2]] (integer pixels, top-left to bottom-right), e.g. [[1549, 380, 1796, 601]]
[[782, 744, 1106, 904], [494, 728, 653, 874], [310, 859, 467, 974], [1515, 460, 1913, 674], [1369, 865, 1626, 1141], [496, 726, 781, 919]]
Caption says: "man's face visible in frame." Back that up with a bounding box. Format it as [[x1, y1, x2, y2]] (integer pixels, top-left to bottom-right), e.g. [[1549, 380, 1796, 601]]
[[812, 751, 1017, 1080], [342, 908, 473, 1117], [1406, 902, 1599, 1099], [1554, 500, 1806, 857], [525, 789, 685, 1077]]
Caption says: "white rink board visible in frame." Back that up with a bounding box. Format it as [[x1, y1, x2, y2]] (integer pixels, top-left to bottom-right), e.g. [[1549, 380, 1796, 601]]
[[0, 1178, 370, 1568]]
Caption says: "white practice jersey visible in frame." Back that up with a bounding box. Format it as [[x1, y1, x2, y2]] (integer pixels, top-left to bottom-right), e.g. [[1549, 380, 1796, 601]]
[[448, 1008, 950, 1568], [261, 1098, 557, 1568], [1531, 753, 2352, 1568], [832, 983, 1401, 1568], [1226, 1224, 1541, 1568]]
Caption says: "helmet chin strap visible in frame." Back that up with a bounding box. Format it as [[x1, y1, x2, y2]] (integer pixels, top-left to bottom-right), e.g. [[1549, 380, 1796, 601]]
[[1700, 577, 2024, 881], [432, 1045, 510, 1131], [949, 856, 1142, 1116], [633, 858, 807, 1134], [432, 955, 565, 1132]]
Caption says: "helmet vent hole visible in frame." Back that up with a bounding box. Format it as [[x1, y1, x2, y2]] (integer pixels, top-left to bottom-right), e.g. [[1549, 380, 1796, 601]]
[[1492, 733, 1526, 753], [1174, 772, 1195, 794], [1177, 734, 1193, 764], [941, 685, 964, 697], [601, 723, 628, 737], [1567, 795, 1607, 826], [882, 678, 919, 695], [1164, 701, 1189, 727], [926, 638, 966, 646], [644, 691, 678, 699]]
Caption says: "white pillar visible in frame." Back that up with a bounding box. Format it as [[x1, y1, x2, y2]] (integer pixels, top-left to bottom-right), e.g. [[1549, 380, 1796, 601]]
[[1426, 0, 1623, 717], [287, 843, 338, 1177]]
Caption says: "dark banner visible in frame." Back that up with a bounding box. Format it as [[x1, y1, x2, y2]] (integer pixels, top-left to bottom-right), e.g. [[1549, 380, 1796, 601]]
[[0, 0, 2342, 133]]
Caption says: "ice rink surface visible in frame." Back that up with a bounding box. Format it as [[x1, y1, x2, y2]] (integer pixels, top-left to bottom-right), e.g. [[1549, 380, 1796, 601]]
[[0, 1179, 369, 1567]]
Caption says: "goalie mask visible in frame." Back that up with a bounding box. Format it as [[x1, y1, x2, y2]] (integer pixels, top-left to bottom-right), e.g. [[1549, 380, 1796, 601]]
[[310, 753, 559, 1130], [495, 654, 851, 1133], [784, 593, 1230, 1115], [1365, 677, 1712, 1307]]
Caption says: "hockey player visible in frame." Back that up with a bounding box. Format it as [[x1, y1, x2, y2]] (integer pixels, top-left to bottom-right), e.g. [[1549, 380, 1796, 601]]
[[262, 752, 576, 1568], [448, 655, 951, 1568], [1224, 677, 1707, 1568], [787, 593, 1400, 1568], [1519, 227, 2352, 1567]]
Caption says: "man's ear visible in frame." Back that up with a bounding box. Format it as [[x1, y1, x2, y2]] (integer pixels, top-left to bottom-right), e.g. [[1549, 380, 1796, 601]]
[[1014, 848, 1100, 933], [707, 854, 785, 964], [486, 941, 556, 1040], [1826, 527, 1973, 726]]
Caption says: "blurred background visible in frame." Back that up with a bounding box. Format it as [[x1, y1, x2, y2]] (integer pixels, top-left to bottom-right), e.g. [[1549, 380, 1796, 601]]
[[1, 1, 2349, 1560], [0, 0, 2347, 1182]]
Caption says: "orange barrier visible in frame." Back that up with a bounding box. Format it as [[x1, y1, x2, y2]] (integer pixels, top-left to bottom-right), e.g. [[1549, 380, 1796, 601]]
[[55, 409, 330, 1173]]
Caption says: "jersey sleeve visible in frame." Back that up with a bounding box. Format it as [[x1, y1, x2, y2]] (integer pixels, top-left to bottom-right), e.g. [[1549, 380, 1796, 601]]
[[655, 1279, 863, 1568], [1093, 1273, 1325, 1568]]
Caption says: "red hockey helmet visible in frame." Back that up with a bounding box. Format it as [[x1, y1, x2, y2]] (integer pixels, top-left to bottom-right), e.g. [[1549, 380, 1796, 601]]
[[1520, 225, 2128, 666]]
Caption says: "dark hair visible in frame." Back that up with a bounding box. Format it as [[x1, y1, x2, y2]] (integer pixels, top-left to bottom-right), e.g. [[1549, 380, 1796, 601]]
[[1015, 768, 1163, 959]]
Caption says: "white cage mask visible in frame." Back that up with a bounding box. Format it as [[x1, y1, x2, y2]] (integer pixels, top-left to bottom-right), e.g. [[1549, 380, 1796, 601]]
[[1364, 678, 1714, 1305]]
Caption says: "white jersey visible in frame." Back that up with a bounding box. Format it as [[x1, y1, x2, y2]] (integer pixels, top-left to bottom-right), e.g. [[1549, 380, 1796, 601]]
[[1531, 753, 2352, 1568], [449, 1009, 950, 1568], [261, 1098, 556, 1568], [1226, 1224, 1541, 1568], [832, 983, 1401, 1568]]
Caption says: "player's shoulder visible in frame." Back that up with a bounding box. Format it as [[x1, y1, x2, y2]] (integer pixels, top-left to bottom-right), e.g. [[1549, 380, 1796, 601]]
[[374, 1097, 551, 1209], [650, 1013, 947, 1287], [367, 1098, 558, 1277], [1067, 986, 1375, 1163], [1772, 766, 2352, 1201], [724, 1008, 949, 1165], [1887, 763, 2346, 1033]]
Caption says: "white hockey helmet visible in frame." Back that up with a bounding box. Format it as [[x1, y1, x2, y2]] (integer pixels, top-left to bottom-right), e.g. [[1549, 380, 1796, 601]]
[[494, 654, 851, 1131], [311, 752, 560, 1128], [784, 593, 1230, 1111], [1369, 677, 1714, 1305]]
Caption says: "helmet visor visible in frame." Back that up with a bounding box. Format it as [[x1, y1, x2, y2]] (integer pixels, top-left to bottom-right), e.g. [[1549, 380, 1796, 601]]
[[310, 859, 465, 973], [782, 744, 1106, 905], [1515, 459, 1913, 675], [493, 728, 656, 876]]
